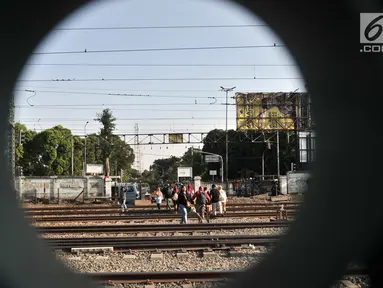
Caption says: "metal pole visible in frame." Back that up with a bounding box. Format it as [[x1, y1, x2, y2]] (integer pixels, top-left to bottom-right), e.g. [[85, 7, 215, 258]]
[[220, 156, 224, 183], [225, 90, 229, 191], [277, 130, 280, 177], [84, 121, 89, 175], [71, 136, 74, 176], [221, 86, 235, 190], [262, 151, 265, 180]]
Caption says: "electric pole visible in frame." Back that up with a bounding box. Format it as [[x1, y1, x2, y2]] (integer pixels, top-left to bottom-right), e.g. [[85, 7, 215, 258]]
[[84, 121, 89, 176], [71, 136, 74, 176], [220, 86, 236, 190]]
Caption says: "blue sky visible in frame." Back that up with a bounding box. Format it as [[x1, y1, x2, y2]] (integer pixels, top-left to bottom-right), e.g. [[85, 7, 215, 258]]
[[13, 0, 304, 171]]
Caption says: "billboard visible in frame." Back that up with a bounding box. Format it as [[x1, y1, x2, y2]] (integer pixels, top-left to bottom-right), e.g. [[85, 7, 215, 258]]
[[236, 92, 308, 131], [169, 133, 183, 144], [86, 164, 104, 175], [204, 155, 220, 163], [177, 167, 193, 182]]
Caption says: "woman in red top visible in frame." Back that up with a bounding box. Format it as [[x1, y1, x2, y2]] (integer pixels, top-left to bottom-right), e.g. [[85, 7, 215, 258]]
[[187, 183, 194, 199]]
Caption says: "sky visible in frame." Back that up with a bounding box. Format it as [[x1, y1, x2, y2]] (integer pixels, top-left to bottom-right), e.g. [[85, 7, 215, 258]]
[[13, 0, 305, 171]]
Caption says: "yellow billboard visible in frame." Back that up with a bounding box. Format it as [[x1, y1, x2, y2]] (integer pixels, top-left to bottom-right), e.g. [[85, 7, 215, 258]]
[[169, 133, 184, 144], [236, 92, 297, 130]]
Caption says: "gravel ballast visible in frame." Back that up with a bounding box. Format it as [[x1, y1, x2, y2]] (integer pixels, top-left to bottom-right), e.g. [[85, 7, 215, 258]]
[[41, 227, 287, 239], [31, 217, 279, 227], [58, 249, 265, 273], [58, 250, 368, 288]]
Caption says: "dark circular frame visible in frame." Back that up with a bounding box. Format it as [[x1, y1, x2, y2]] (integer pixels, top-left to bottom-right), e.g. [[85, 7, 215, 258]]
[[0, 1, 381, 288]]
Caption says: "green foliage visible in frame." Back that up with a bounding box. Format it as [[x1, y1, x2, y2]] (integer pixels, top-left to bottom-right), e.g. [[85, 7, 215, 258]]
[[15, 108, 135, 177], [123, 168, 141, 183], [95, 108, 116, 137], [202, 129, 296, 179], [94, 108, 119, 175], [20, 125, 72, 176], [144, 129, 297, 182], [150, 156, 181, 184], [180, 147, 205, 178]]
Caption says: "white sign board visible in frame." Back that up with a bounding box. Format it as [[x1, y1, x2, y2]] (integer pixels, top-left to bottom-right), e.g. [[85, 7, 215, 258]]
[[209, 170, 217, 176], [205, 155, 220, 163], [279, 176, 288, 195], [177, 167, 193, 181], [287, 171, 310, 194], [86, 164, 104, 175]]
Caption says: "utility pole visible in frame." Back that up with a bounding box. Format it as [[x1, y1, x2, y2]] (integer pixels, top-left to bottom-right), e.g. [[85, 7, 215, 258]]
[[220, 86, 236, 191], [84, 121, 89, 176], [71, 136, 74, 176], [134, 123, 142, 173], [277, 130, 280, 177]]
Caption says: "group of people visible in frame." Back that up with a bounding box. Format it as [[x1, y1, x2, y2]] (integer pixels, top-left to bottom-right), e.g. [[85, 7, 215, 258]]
[[151, 183, 228, 224]]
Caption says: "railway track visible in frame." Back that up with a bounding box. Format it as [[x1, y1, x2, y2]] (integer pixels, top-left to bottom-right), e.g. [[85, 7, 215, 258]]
[[23, 201, 301, 211], [36, 221, 290, 234], [29, 211, 296, 222], [24, 205, 298, 216], [84, 268, 367, 283], [43, 234, 280, 250]]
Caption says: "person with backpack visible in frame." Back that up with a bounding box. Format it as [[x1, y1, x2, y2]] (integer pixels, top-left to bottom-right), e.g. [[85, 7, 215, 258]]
[[210, 184, 222, 216], [192, 186, 211, 223], [164, 184, 173, 210]]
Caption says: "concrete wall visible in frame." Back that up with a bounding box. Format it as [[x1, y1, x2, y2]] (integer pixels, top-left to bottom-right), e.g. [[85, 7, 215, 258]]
[[286, 171, 311, 194], [15, 176, 106, 201]]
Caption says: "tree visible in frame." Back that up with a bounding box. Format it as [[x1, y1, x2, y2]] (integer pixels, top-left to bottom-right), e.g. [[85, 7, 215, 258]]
[[180, 147, 207, 179], [21, 125, 72, 176], [202, 129, 296, 179], [141, 169, 156, 185], [149, 156, 181, 184], [95, 108, 117, 176], [82, 133, 134, 177], [126, 168, 141, 182], [15, 113, 135, 177], [14, 122, 37, 173]]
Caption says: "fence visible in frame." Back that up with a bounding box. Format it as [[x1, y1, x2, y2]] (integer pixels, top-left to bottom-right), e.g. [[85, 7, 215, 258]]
[[199, 173, 308, 197], [15, 176, 108, 202]]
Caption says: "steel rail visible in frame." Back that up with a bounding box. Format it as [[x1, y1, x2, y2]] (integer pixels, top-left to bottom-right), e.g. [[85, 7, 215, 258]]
[[29, 211, 296, 222], [24, 206, 298, 216], [36, 221, 290, 234], [22, 201, 302, 211], [43, 234, 279, 243], [43, 235, 280, 250], [84, 268, 367, 283]]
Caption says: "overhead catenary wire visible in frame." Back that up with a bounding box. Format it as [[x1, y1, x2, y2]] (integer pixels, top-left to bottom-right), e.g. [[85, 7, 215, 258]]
[[15, 102, 227, 108], [14, 89, 227, 99], [14, 106, 230, 110], [52, 24, 269, 31], [31, 44, 285, 55], [15, 106, 228, 111], [17, 76, 303, 82], [16, 117, 230, 122], [23, 63, 297, 67], [14, 86, 301, 93]]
